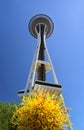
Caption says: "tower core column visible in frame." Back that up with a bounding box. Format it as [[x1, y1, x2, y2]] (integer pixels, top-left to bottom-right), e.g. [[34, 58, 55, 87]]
[[36, 24, 46, 81]]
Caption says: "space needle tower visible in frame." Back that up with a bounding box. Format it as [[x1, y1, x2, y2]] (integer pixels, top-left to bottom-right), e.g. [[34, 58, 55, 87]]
[[18, 14, 73, 130]]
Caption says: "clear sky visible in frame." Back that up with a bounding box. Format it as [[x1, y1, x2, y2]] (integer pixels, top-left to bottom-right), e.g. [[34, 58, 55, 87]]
[[0, 0, 84, 129]]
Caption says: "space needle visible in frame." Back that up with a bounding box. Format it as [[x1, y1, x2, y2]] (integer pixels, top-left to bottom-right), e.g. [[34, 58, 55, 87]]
[[18, 14, 73, 130]]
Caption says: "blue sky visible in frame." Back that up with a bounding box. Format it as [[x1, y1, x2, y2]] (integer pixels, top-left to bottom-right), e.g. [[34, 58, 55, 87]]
[[0, 0, 84, 129]]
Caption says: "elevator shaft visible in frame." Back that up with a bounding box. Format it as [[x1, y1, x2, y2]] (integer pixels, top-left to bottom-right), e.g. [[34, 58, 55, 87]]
[[36, 24, 46, 81]]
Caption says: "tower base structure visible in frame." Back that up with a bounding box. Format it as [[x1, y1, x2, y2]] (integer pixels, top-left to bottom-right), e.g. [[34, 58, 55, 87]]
[[18, 80, 62, 98]]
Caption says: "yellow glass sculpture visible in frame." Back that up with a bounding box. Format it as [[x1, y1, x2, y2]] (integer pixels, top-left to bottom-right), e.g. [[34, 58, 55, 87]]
[[12, 90, 70, 130]]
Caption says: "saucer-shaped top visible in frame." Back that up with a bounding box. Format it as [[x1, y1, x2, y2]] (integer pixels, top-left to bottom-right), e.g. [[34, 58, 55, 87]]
[[28, 14, 54, 38]]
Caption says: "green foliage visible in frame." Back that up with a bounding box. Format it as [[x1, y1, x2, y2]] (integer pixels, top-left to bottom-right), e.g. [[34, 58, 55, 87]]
[[0, 102, 19, 130]]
